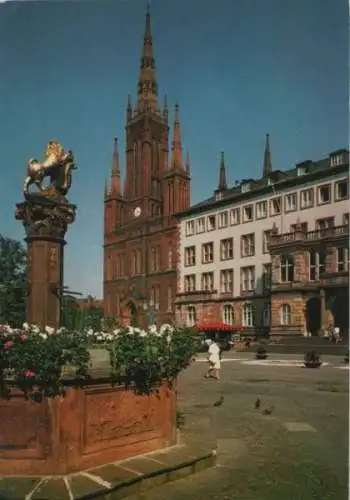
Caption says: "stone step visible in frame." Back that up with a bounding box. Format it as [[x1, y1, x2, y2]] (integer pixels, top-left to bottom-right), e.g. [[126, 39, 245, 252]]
[[0, 444, 216, 500]]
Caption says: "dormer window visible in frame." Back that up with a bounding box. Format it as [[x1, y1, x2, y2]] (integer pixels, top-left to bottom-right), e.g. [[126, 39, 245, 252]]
[[241, 182, 251, 193], [330, 153, 343, 167], [215, 191, 223, 201], [297, 166, 306, 176], [267, 177, 273, 185]]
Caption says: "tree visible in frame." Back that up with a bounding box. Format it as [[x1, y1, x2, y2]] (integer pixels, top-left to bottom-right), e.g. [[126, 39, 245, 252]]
[[0, 235, 27, 327]]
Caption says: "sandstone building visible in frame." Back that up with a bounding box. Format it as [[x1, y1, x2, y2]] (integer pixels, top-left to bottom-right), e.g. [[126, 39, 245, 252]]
[[103, 9, 190, 326], [176, 140, 349, 338]]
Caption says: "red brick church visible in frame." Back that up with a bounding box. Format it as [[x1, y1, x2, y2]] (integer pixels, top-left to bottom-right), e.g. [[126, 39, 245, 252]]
[[103, 8, 191, 326]]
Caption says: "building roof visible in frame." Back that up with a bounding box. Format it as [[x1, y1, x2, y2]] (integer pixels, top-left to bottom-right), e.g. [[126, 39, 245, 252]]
[[178, 149, 349, 218]]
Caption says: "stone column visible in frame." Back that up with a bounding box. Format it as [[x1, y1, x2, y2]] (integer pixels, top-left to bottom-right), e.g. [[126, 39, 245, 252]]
[[319, 288, 326, 333], [15, 195, 76, 330]]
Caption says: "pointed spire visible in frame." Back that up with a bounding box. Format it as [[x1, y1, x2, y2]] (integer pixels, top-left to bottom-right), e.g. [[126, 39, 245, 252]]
[[163, 95, 168, 122], [171, 103, 183, 169], [126, 94, 132, 121], [185, 150, 191, 176], [263, 133, 272, 177], [110, 138, 121, 195], [136, 5, 158, 113], [217, 152, 227, 191]]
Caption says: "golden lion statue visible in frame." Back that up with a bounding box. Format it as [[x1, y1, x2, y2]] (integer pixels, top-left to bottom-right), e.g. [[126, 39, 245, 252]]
[[24, 140, 77, 199]]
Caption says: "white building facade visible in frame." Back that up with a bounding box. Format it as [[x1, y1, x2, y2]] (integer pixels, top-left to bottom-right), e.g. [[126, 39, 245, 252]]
[[175, 144, 349, 338]]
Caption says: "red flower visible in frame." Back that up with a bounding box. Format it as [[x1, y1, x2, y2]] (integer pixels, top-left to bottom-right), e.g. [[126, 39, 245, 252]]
[[4, 340, 14, 350], [24, 370, 35, 378]]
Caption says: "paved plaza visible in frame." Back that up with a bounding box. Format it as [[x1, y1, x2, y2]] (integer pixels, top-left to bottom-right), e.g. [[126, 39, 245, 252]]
[[126, 352, 349, 500]]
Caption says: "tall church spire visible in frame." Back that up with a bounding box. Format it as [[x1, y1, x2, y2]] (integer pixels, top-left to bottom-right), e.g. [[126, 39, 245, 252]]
[[217, 151, 227, 191], [171, 103, 183, 169], [263, 133, 272, 177], [136, 5, 158, 113], [110, 138, 121, 195]]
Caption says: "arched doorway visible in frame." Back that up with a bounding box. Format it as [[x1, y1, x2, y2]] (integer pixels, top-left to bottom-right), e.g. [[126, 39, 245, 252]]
[[305, 296, 321, 336], [121, 301, 138, 327], [331, 288, 349, 339]]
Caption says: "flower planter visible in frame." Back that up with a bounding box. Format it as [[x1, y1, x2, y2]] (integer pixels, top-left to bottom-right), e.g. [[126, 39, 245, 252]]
[[0, 379, 176, 476], [304, 362, 322, 369], [256, 354, 268, 360]]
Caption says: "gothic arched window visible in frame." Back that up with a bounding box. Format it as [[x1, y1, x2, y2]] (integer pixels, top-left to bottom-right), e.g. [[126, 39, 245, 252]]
[[280, 304, 291, 325]]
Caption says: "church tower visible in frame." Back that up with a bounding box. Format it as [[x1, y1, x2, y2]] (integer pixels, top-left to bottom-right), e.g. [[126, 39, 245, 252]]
[[103, 7, 191, 325]]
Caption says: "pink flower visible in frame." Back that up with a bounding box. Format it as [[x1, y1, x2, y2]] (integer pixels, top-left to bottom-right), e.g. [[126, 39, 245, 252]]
[[24, 370, 35, 378], [4, 340, 14, 350], [21, 334, 28, 341]]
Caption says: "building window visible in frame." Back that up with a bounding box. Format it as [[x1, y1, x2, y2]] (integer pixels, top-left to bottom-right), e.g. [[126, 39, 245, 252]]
[[330, 153, 343, 167], [300, 188, 314, 209], [243, 205, 253, 222], [262, 303, 270, 327], [150, 247, 160, 272], [201, 272, 214, 292], [309, 250, 326, 280], [284, 193, 297, 212], [223, 304, 234, 325], [130, 251, 137, 276], [243, 303, 254, 327], [220, 269, 233, 294], [241, 233, 255, 257], [184, 246, 196, 267], [262, 230, 271, 254], [316, 217, 334, 230], [186, 220, 194, 236], [136, 249, 142, 274], [202, 242, 214, 264], [220, 238, 234, 260], [290, 222, 308, 233], [207, 215, 216, 231], [297, 166, 306, 176], [280, 304, 291, 325], [184, 274, 196, 292], [241, 266, 255, 292], [343, 213, 349, 225], [241, 182, 251, 193], [154, 286, 160, 311], [335, 180, 348, 201], [167, 286, 173, 312], [150, 287, 155, 307], [216, 191, 224, 201], [187, 306, 196, 327], [280, 255, 294, 282], [256, 201, 267, 219], [229, 208, 240, 226], [218, 211, 228, 228], [262, 263, 272, 290], [270, 197, 282, 216], [317, 184, 331, 204], [196, 217, 205, 234], [167, 244, 173, 269], [337, 247, 348, 272]]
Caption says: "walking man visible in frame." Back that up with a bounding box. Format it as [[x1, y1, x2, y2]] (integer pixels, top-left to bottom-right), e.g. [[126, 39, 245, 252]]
[[204, 339, 221, 381]]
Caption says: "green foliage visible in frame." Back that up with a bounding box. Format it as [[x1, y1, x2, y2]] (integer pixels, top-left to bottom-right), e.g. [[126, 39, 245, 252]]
[[0, 235, 27, 327], [0, 323, 197, 399], [0, 325, 90, 399]]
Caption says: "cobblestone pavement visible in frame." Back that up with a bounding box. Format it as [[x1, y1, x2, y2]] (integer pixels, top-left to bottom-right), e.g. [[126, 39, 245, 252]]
[[126, 355, 349, 500]]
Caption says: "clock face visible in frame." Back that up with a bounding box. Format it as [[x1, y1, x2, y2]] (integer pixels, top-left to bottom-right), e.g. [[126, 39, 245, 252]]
[[134, 206, 142, 217]]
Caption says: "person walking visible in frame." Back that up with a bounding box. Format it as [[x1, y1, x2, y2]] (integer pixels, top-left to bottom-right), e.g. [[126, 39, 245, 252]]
[[204, 339, 221, 381]]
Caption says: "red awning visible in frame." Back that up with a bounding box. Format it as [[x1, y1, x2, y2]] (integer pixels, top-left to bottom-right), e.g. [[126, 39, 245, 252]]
[[195, 322, 241, 332]]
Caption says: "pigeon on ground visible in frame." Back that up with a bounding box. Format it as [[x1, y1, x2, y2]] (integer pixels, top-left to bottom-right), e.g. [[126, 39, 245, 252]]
[[254, 397, 261, 410], [213, 396, 224, 407], [262, 405, 275, 415]]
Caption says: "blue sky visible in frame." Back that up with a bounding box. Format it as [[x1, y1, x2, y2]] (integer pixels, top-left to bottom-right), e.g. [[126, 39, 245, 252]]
[[0, 0, 348, 298]]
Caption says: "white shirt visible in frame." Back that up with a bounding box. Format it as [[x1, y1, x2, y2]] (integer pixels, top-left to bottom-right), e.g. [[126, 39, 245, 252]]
[[208, 342, 220, 362]]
